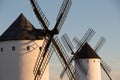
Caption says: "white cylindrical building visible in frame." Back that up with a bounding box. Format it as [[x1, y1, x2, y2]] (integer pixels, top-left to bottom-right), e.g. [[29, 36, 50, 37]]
[[75, 43, 101, 80], [0, 13, 49, 80]]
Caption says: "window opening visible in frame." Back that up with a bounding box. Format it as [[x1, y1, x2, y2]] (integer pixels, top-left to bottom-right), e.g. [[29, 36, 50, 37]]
[[39, 47, 42, 51], [27, 46, 30, 50], [1, 47, 3, 52], [12, 46, 15, 51]]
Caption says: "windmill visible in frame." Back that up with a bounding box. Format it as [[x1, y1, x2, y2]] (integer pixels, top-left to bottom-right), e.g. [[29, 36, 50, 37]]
[[29, 0, 79, 80], [60, 28, 95, 79], [60, 32, 112, 80]]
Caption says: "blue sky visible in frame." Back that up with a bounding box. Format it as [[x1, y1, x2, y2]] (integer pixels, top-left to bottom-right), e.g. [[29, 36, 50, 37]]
[[0, 0, 120, 80]]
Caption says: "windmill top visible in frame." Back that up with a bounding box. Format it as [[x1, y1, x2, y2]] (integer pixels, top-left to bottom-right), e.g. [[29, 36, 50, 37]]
[[0, 13, 45, 42], [75, 43, 100, 59]]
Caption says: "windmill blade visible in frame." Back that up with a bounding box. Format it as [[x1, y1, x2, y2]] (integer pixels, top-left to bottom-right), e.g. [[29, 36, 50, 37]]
[[94, 36, 106, 53], [33, 31, 57, 80], [73, 36, 82, 50], [54, 36, 80, 80], [93, 37, 112, 80], [30, 0, 50, 30], [60, 58, 88, 79], [73, 36, 82, 45], [100, 62, 112, 80], [56, 0, 70, 21], [94, 40, 112, 80], [33, 42, 54, 79], [61, 36, 72, 53], [60, 57, 73, 79], [101, 60, 112, 73], [75, 60, 88, 76], [73, 28, 95, 51], [33, 38, 53, 80], [53, 0, 72, 34], [61, 33, 74, 54], [101, 59, 112, 80]]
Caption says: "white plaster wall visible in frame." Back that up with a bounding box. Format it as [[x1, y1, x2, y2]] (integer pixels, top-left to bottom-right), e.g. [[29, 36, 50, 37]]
[[0, 40, 49, 80], [75, 59, 101, 80]]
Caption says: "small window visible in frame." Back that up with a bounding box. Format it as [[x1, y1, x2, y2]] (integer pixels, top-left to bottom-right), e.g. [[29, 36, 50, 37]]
[[39, 47, 42, 51], [12, 46, 15, 51], [27, 46, 30, 50], [1, 48, 3, 52], [87, 60, 89, 63]]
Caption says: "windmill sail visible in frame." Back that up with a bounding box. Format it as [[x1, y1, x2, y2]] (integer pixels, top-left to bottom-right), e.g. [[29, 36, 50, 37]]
[[100, 63, 112, 80], [33, 40, 54, 79], [53, 0, 72, 34], [75, 60, 88, 76], [61, 33, 74, 53], [54, 36, 80, 80], [30, 0, 50, 30], [94, 36, 106, 53], [33, 39, 54, 79], [73, 36, 82, 49], [94, 37, 112, 80], [101, 60, 111, 73], [94, 37, 111, 73]]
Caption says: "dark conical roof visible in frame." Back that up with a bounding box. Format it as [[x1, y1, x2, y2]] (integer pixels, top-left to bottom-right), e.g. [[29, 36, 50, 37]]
[[0, 13, 44, 41], [75, 43, 100, 59]]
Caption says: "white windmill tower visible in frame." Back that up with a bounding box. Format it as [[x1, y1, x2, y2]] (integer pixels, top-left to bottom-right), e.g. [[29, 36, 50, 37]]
[[0, 13, 49, 80], [74, 42, 101, 80]]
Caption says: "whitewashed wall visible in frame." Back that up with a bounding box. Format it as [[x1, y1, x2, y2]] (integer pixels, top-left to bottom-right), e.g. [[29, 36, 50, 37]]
[[75, 59, 101, 80], [0, 40, 49, 80]]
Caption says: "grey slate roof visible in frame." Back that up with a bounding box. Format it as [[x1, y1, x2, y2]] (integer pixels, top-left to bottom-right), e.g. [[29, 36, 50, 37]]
[[0, 13, 45, 41], [75, 43, 100, 59]]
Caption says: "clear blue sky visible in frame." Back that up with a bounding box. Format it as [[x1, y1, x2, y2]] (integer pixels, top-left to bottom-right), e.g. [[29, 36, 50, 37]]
[[0, 0, 120, 80]]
